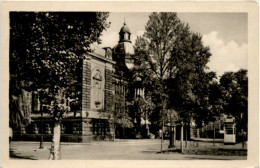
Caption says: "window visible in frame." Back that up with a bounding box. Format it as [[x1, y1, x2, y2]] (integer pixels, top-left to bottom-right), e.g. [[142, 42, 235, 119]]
[[225, 124, 234, 134], [32, 92, 40, 112], [124, 33, 128, 40], [92, 69, 103, 109]]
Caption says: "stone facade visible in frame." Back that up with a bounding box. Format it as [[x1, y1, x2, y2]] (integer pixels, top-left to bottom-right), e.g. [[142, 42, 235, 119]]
[[79, 45, 116, 142], [12, 23, 136, 142], [12, 44, 116, 142]]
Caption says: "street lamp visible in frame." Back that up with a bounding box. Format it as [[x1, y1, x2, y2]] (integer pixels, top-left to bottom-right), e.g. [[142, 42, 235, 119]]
[[36, 89, 44, 149], [36, 88, 49, 149], [180, 121, 184, 153], [39, 98, 44, 149]]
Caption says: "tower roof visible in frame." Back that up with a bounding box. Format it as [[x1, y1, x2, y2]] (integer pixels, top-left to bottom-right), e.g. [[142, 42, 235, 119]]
[[113, 22, 134, 55], [120, 23, 131, 34], [113, 42, 134, 56]]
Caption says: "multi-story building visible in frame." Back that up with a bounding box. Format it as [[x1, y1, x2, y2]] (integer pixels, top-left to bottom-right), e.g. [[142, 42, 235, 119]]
[[11, 22, 136, 142]]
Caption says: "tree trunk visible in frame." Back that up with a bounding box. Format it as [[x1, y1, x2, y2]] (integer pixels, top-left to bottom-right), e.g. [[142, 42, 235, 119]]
[[112, 113, 116, 141], [168, 111, 173, 148], [39, 95, 44, 149], [213, 124, 215, 146], [180, 123, 183, 153], [169, 126, 173, 148], [145, 110, 149, 138], [160, 120, 164, 153], [49, 121, 61, 160], [123, 126, 125, 139], [185, 125, 188, 147], [136, 112, 141, 138], [242, 128, 245, 149], [173, 126, 176, 147]]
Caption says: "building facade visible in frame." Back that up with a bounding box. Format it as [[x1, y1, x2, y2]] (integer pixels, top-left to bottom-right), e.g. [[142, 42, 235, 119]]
[[11, 23, 136, 142]]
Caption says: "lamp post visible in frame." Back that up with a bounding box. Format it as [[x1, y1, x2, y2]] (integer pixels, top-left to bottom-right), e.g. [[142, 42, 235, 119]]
[[37, 89, 44, 149], [213, 122, 215, 146], [169, 109, 176, 148], [241, 112, 245, 149], [180, 121, 184, 153], [39, 100, 44, 149], [37, 88, 49, 149], [160, 120, 164, 153]]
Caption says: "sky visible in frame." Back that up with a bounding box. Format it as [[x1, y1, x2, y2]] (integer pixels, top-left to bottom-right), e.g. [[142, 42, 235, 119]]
[[99, 12, 248, 78]]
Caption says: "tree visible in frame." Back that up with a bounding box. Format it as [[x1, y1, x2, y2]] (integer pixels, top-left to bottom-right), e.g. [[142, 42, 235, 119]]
[[144, 12, 183, 79], [134, 13, 215, 136], [167, 32, 215, 126], [10, 12, 109, 159], [134, 13, 191, 133], [220, 69, 248, 140], [166, 32, 215, 147], [134, 13, 219, 151], [208, 80, 226, 123], [207, 80, 226, 145]]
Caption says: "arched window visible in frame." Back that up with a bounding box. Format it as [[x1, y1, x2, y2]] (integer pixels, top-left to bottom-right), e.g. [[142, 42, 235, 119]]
[[124, 33, 128, 40], [92, 69, 103, 109], [120, 33, 124, 41]]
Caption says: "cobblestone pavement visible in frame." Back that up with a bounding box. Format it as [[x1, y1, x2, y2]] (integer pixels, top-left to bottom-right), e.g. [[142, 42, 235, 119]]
[[9, 139, 247, 160]]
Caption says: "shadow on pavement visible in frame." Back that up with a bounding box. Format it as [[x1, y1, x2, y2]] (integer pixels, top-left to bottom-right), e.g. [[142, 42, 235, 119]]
[[156, 148, 181, 154], [185, 156, 231, 160], [9, 150, 37, 160]]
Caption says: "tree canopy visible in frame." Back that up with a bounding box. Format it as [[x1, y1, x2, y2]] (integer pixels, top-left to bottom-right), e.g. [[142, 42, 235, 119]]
[[10, 12, 109, 119], [10, 12, 110, 159], [219, 69, 248, 128], [10, 12, 109, 91], [133, 12, 215, 129]]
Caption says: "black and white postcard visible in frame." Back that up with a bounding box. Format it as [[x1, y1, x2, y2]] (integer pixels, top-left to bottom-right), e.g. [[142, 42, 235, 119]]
[[1, 1, 259, 168]]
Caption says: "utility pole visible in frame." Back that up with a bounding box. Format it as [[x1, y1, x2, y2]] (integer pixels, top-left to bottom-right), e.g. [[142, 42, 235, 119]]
[[241, 112, 245, 149], [160, 120, 164, 153], [185, 124, 188, 147], [39, 92, 44, 149], [169, 109, 173, 148], [173, 126, 176, 147], [213, 123, 215, 146], [180, 122, 183, 153], [242, 128, 245, 149]]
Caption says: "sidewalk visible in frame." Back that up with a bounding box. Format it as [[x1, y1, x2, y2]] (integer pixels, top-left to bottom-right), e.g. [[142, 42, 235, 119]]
[[189, 138, 247, 150], [191, 137, 223, 143], [9, 139, 247, 160]]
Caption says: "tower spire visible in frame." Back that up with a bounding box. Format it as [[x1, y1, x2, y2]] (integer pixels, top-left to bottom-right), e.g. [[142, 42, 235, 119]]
[[118, 19, 131, 43]]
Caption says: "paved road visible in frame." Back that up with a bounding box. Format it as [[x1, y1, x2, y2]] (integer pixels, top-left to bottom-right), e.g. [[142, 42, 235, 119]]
[[9, 139, 247, 160]]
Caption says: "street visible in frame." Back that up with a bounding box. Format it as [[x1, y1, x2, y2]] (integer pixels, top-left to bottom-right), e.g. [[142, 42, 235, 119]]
[[10, 139, 247, 160]]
